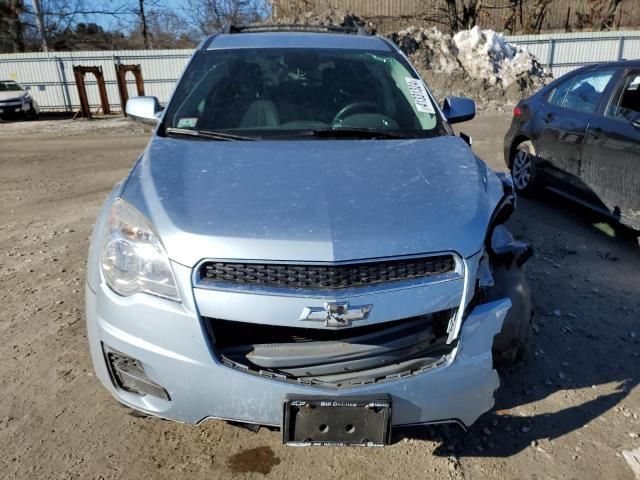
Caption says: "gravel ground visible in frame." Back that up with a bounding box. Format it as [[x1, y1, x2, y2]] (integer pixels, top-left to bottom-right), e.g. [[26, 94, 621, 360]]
[[0, 115, 639, 479], [0, 115, 150, 137]]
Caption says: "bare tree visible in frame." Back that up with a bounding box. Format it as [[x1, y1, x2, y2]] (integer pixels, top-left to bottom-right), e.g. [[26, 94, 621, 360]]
[[0, 0, 26, 52], [18, 0, 129, 50], [598, 0, 624, 29], [460, 0, 482, 29], [128, 8, 196, 48], [117, 0, 162, 48], [526, 0, 553, 33], [185, 0, 268, 35], [443, 0, 459, 32], [503, 0, 518, 33], [576, 0, 624, 31], [1, 0, 193, 51], [137, 0, 150, 47], [39, 0, 160, 49], [443, 0, 483, 32]]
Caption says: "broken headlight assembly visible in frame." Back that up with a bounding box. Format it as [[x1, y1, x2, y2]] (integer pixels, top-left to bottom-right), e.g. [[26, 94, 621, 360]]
[[475, 173, 533, 295], [486, 173, 533, 266], [100, 198, 180, 302]]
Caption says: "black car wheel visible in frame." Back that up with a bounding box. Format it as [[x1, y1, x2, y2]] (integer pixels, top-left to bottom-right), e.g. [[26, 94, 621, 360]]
[[511, 140, 540, 195], [27, 106, 39, 120]]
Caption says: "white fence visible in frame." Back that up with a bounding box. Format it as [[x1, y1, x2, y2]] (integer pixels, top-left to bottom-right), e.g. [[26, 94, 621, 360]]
[[508, 30, 640, 78], [0, 49, 193, 113], [1, 30, 640, 113]]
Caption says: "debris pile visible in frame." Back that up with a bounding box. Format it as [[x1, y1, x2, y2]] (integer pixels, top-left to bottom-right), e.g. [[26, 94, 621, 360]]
[[392, 25, 550, 107], [260, 8, 375, 34], [263, 9, 551, 112]]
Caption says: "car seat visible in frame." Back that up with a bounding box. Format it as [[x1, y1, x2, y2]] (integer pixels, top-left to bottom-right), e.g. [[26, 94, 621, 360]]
[[239, 100, 280, 128]]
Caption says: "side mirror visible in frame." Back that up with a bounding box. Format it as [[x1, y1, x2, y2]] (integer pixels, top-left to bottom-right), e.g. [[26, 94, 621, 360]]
[[126, 96, 162, 124], [442, 96, 476, 124], [630, 111, 640, 129]]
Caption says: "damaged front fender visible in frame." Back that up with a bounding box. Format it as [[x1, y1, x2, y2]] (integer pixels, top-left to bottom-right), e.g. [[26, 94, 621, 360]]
[[449, 298, 512, 426], [459, 299, 512, 359]]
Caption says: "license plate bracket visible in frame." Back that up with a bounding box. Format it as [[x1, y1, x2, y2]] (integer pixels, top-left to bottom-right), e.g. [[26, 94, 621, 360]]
[[283, 395, 392, 447]]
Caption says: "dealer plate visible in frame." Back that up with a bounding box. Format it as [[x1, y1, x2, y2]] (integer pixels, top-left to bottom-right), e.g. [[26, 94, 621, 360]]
[[283, 395, 392, 447]]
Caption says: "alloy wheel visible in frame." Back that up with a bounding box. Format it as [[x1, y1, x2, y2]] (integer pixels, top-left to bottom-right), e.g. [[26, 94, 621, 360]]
[[512, 149, 533, 190]]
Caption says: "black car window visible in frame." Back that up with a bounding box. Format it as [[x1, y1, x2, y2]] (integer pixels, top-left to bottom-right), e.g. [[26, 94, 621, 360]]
[[548, 76, 574, 106], [606, 73, 640, 122], [560, 70, 614, 113], [0, 80, 22, 92]]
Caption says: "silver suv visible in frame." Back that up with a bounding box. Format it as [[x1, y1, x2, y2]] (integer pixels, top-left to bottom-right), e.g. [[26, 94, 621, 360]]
[[86, 26, 531, 446]]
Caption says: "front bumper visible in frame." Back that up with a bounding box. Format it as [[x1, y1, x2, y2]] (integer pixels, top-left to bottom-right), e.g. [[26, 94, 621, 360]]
[[86, 264, 510, 427], [0, 101, 23, 116], [0, 99, 35, 117]]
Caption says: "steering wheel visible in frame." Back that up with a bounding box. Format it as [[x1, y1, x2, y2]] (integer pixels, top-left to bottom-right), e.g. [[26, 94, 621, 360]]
[[333, 102, 384, 124]]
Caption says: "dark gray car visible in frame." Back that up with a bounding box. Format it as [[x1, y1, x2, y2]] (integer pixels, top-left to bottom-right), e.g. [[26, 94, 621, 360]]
[[504, 61, 640, 230]]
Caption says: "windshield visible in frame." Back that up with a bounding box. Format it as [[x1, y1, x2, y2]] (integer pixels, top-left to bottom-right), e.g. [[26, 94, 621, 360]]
[[0, 81, 22, 92], [162, 47, 447, 139]]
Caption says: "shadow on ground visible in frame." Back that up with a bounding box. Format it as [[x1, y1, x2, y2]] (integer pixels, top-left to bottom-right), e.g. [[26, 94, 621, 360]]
[[396, 190, 640, 456], [0, 112, 124, 123]]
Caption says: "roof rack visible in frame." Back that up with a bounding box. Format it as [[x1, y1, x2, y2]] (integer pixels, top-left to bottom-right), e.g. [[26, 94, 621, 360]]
[[224, 24, 370, 36]]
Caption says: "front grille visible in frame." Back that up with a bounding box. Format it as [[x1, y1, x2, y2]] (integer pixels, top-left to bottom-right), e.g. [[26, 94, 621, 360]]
[[199, 255, 455, 290], [205, 309, 456, 387]]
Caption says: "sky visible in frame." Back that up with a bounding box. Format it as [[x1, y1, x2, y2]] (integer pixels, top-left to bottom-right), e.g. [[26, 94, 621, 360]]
[[66, 0, 270, 31], [57, 0, 193, 31]]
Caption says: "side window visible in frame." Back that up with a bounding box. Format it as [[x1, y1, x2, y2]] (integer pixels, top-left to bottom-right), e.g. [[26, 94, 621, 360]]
[[606, 73, 640, 122], [561, 70, 614, 113], [548, 77, 574, 106]]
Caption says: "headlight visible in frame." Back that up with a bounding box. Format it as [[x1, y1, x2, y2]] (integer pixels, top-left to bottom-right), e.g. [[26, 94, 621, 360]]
[[100, 199, 180, 302]]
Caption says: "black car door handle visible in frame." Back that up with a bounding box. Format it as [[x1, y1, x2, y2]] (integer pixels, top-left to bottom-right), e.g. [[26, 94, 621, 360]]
[[543, 112, 554, 123]]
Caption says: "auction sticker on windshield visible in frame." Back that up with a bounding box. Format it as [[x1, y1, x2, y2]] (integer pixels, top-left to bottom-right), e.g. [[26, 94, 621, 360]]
[[405, 78, 435, 114]]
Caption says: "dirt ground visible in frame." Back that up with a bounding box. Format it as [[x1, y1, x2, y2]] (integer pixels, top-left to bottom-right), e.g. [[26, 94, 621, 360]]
[[0, 114, 639, 480]]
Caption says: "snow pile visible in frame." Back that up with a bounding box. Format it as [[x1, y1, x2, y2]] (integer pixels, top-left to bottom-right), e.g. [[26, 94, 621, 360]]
[[392, 27, 460, 74], [453, 26, 547, 89], [391, 25, 549, 106]]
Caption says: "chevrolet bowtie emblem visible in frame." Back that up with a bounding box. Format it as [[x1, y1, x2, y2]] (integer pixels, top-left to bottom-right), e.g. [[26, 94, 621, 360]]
[[299, 301, 373, 328]]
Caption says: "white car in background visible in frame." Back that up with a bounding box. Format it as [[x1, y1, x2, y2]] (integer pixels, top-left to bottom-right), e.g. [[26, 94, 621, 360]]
[[0, 80, 39, 120]]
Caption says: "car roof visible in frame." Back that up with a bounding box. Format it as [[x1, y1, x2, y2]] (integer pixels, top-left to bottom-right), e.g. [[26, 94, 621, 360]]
[[571, 60, 640, 74], [539, 59, 640, 92], [595, 59, 640, 68], [205, 32, 393, 52]]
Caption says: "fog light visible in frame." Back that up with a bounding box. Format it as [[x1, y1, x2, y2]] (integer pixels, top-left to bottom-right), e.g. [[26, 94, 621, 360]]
[[103, 344, 170, 400]]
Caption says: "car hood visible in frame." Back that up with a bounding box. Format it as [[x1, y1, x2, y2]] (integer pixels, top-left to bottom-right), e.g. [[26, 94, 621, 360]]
[[122, 135, 505, 267], [0, 91, 25, 102]]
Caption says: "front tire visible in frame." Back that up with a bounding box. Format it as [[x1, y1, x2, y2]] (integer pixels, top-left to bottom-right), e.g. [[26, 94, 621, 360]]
[[26, 103, 39, 120], [490, 263, 532, 368], [510, 140, 540, 196]]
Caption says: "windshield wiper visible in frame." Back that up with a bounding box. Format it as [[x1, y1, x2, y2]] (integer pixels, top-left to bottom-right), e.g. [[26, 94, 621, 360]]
[[165, 127, 256, 141], [296, 128, 411, 140]]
